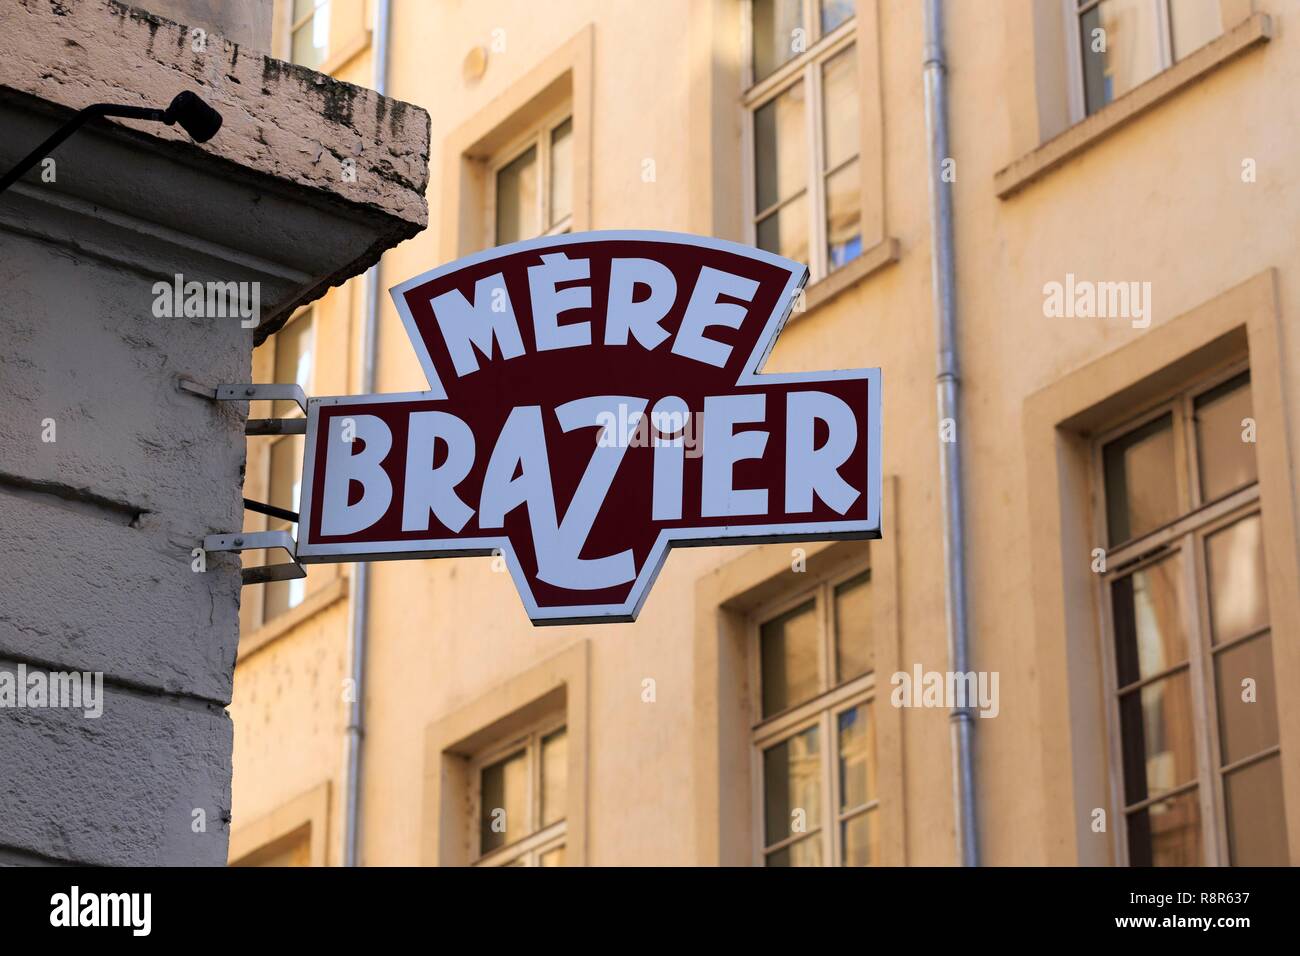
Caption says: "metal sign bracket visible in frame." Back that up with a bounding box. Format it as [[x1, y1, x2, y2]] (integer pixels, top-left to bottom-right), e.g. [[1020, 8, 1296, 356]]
[[178, 379, 308, 435], [203, 530, 305, 587]]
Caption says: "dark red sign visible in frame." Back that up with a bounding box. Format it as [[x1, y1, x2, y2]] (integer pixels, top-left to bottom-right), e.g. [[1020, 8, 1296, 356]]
[[297, 231, 881, 624]]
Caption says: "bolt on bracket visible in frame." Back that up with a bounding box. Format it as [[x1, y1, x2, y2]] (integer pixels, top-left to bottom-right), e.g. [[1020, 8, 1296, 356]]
[[202, 530, 305, 587], [178, 379, 309, 435]]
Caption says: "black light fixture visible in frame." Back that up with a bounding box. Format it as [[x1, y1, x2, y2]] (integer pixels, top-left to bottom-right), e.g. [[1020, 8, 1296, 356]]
[[0, 91, 222, 196]]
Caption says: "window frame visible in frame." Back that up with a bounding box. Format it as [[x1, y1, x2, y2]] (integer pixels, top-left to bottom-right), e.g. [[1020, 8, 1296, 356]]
[[468, 712, 568, 867], [259, 307, 313, 625], [1091, 359, 1278, 866], [1064, 0, 1235, 122], [742, 1, 859, 283], [748, 561, 876, 866], [288, 0, 331, 69], [485, 106, 574, 248]]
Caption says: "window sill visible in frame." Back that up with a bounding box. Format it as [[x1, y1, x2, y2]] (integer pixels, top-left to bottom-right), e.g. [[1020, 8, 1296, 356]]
[[237, 573, 349, 663], [793, 236, 899, 323], [994, 13, 1271, 200]]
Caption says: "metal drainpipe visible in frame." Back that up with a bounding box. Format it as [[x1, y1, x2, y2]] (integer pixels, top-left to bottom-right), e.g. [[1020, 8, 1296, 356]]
[[343, 0, 391, 869], [922, 0, 980, 867]]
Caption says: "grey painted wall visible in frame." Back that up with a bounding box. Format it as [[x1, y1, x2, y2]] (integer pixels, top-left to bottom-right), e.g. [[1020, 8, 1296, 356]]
[[0, 1, 428, 866], [0, 215, 247, 866]]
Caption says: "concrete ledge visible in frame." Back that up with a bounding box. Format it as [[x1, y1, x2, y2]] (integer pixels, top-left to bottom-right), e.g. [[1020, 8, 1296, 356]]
[[0, 0, 431, 339], [995, 13, 1272, 200]]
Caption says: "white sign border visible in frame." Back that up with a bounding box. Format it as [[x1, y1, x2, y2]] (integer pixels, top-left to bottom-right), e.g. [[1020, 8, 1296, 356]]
[[295, 230, 882, 626]]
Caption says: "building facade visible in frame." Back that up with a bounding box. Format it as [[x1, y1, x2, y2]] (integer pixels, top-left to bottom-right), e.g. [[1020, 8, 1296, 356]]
[[0, 0, 427, 865], [229, 0, 1300, 867]]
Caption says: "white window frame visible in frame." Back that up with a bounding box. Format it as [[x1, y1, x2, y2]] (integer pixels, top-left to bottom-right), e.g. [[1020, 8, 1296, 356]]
[[485, 106, 574, 248], [1092, 360, 1279, 866], [742, 1, 858, 283], [469, 713, 568, 867], [288, 0, 331, 68], [748, 562, 876, 866], [1064, 0, 1232, 122]]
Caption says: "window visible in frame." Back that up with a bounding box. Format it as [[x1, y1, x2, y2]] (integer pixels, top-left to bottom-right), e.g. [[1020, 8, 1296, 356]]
[[489, 112, 574, 247], [289, 0, 330, 70], [745, 0, 861, 281], [1097, 365, 1287, 866], [471, 717, 568, 866], [261, 309, 312, 623], [1072, 0, 1225, 115], [752, 565, 876, 866]]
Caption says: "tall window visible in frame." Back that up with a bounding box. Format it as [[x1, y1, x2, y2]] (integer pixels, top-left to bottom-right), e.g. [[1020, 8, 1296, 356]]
[[1072, 0, 1224, 115], [290, 0, 330, 70], [261, 309, 313, 623], [745, 0, 861, 281], [490, 112, 574, 247], [472, 717, 568, 866], [1098, 365, 1287, 866], [752, 564, 875, 866]]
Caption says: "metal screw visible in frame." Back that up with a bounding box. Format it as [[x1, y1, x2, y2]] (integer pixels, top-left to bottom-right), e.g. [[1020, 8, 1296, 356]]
[[233, 537, 244, 547]]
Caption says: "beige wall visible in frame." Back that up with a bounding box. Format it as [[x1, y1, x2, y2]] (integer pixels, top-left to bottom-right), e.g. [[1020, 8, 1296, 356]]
[[230, 0, 1300, 866]]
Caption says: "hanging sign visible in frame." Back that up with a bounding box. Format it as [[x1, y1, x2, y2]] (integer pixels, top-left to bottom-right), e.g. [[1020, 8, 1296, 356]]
[[296, 231, 881, 624]]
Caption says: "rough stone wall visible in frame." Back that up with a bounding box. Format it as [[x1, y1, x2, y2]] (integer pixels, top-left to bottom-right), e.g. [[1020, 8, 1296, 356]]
[[0, 229, 247, 866], [0, 0, 429, 866]]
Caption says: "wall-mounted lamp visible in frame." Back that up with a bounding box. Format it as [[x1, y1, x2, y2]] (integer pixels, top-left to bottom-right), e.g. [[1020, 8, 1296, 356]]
[[0, 90, 222, 196]]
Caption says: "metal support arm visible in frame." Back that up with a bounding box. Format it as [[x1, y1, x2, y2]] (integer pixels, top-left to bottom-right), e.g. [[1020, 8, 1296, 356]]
[[203, 530, 305, 586]]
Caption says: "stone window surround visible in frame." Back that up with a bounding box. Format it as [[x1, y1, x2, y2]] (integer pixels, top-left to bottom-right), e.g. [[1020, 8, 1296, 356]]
[[228, 780, 332, 867], [996, 6, 1269, 199], [439, 25, 595, 260], [1022, 269, 1300, 865], [421, 642, 590, 866], [692, 478, 904, 866]]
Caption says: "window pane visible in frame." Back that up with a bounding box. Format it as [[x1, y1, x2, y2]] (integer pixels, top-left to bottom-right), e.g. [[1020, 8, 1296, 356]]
[[1194, 373, 1256, 502], [495, 145, 538, 245], [822, 46, 859, 170], [1126, 790, 1203, 866], [841, 809, 877, 867], [538, 845, 566, 867], [549, 118, 573, 228], [1214, 633, 1279, 765], [766, 835, 823, 867], [837, 702, 875, 811], [763, 725, 822, 847], [754, 82, 807, 213], [1169, 0, 1222, 61], [1205, 513, 1268, 646], [263, 435, 305, 620], [825, 160, 862, 271], [291, 0, 330, 70], [1110, 553, 1188, 688], [273, 313, 313, 417], [480, 749, 528, 854], [1118, 670, 1197, 805], [756, 196, 810, 266], [541, 729, 567, 827], [760, 600, 820, 717], [268, 435, 304, 524], [1224, 756, 1289, 866], [833, 571, 871, 682], [820, 0, 855, 34], [1103, 413, 1178, 544], [752, 0, 803, 82], [1080, 0, 1163, 115]]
